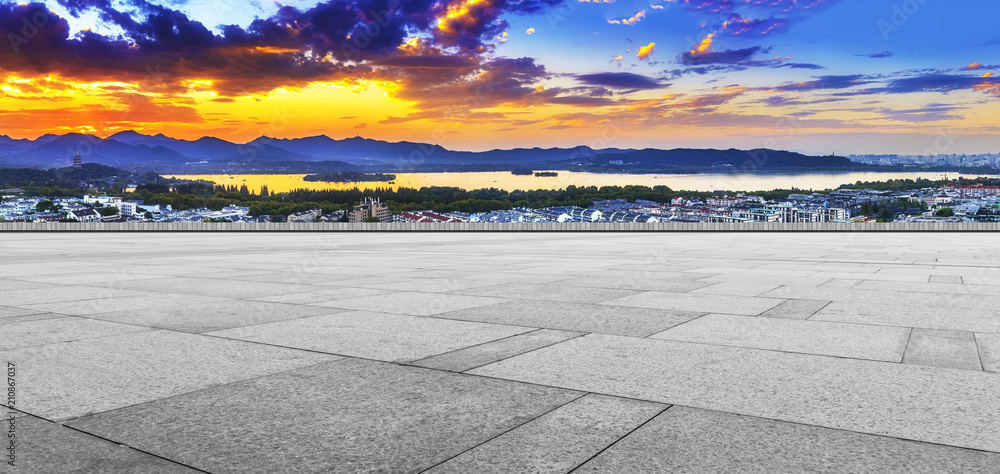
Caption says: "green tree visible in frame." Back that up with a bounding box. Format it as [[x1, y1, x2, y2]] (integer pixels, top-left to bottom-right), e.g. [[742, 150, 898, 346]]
[[98, 207, 119, 217], [363, 216, 381, 223], [35, 200, 55, 213], [936, 207, 955, 217], [144, 211, 154, 220]]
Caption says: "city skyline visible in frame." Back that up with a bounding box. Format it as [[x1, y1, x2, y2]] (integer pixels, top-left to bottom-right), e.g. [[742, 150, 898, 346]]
[[1, 0, 998, 155]]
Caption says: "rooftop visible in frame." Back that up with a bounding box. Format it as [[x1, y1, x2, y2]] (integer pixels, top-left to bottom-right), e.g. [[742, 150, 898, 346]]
[[3, 232, 999, 472]]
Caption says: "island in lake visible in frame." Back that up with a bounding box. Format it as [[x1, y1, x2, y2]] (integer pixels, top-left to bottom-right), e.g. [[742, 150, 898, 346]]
[[303, 172, 396, 183], [511, 169, 558, 177]]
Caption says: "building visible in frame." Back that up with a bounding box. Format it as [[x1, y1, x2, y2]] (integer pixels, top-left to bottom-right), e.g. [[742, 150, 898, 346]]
[[72, 151, 83, 168], [67, 208, 100, 222], [349, 197, 391, 223], [118, 202, 138, 216]]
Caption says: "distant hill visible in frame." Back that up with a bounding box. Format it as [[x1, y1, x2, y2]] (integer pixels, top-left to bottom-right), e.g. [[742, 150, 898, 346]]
[[0, 130, 881, 174]]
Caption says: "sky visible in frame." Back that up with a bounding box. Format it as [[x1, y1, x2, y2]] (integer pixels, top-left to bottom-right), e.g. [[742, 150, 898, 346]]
[[0, 0, 998, 154]]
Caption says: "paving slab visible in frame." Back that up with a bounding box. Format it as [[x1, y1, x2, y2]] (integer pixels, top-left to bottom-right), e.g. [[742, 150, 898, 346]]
[[929, 275, 964, 284], [312, 291, 509, 316], [854, 279, 996, 295], [83, 300, 340, 333], [411, 329, 584, 372], [249, 287, 389, 304], [978, 333, 1000, 373], [0, 279, 59, 291], [469, 334, 1000, 452], [575, 406, 1000, 473], [602, 291, 785, 316], [0, 305, 45, 319], [697, 274, 832, 288], [9, 416, 197, 473], [454, 283, 642, 304], [0, 330, 338, 421], [651, 314, 909, 362], [0, 312, 66, 324], [0, 317, 152, 351], [208, 311, 533, 362], [67, 358, 583, 474], [550, 276, 713, 293], [689, 282, 781, 297], [94, 276, 333, 299], [427, 394, 667, 473], [435, 299, 704, 337], [903, 329, 984, 371], [812, 301, 1000, 333], [0, 286, 149, 306], [759, 299, 830, 320], [23, 293, 230, 316], [819, 278, 862, 288]]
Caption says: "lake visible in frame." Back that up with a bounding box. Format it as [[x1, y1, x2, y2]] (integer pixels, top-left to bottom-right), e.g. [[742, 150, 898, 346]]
[[167, 171, 994, 194]]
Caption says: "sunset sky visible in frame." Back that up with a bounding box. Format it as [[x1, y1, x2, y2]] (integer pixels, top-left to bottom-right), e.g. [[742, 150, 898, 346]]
[[1, 0, 998, 154]]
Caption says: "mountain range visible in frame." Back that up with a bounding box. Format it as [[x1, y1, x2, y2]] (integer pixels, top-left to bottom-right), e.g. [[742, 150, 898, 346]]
[[0, 131, 871, 174]]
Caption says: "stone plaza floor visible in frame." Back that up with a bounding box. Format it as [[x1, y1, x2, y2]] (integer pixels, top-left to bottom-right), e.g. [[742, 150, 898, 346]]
[[1, 231, 999, 472]]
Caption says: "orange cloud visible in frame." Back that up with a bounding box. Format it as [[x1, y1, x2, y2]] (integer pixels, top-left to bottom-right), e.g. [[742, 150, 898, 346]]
[[963, 62, 984, 70], [690, 33, 715, 56], [637, 42, 656, 60], [608, 11, 647, 26]]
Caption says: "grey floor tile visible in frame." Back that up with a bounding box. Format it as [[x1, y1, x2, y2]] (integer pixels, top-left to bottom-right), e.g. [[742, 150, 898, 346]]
[[0, 330, 337, 421], [411, 329, 584, 372], [10, 416, 197, 473], [903, 329, 983, 371], [86, 300, 340, 333], [551, 276, 713, 293], [1, 317, 151, 350], [602, 292, 785, 316], [978, 333, 1000, 373], [0, 279, 59, 291], [250, 287, 390, 304], [95, 277, 334, 299], [208, 311, 533, 362], [759, 299, 830, 319], [0, 305, 45, 319], [929, 275, 963, 284], [819, 278, 862, 288], [470, 334, 1000, 452], [436, 299, 704, 337], [651, 314, 909, 362], [428, 394, 667, 473], [67, 359, 582, 474], [0, 312, 66, 324], [813, 301, 1000, 332], [455, 283, 642, 304], [24, 293, 230, 316], [0, 286, 150, 306], [689, 282, 781, 297], [575, 406, 1000, 473], [312, 291, 509, 316]]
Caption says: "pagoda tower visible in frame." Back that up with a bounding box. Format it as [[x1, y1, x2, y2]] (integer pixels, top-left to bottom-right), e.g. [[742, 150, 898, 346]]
[[72, 151, 83, 168]]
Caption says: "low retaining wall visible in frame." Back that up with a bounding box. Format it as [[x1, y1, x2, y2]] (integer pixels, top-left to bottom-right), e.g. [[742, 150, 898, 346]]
[[1, 222, 998, 231]]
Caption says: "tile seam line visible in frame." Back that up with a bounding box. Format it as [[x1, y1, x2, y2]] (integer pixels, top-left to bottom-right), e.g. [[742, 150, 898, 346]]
[[643, 334, 910, 365], [406, 328, 550, 366], [456, 332, 590, 373], [12, 412, 212, 473], [566, 405, 675, 473], [414, 391, 592, 473], [60, 357, 350, 425], [973, 333, 986, 372], [466, 368, 1000, 456]]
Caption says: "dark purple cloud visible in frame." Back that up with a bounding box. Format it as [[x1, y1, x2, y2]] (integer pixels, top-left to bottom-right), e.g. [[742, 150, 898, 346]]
[[680, 46, 762, 65], [857, 50, 895, 59], [575, 72, 665, 90], [0, 0, 567, 97], [772, 74, 872, 92]]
